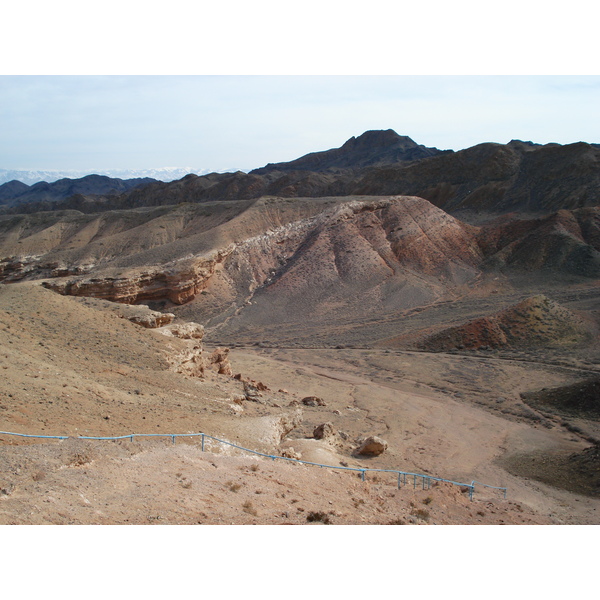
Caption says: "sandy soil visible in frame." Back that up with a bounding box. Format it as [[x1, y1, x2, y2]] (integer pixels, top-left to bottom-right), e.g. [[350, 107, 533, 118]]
[[1, 281, 598, 525]]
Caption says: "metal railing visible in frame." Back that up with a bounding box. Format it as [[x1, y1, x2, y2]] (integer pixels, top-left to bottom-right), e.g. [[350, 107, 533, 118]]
[[0, 429, 507, 500]]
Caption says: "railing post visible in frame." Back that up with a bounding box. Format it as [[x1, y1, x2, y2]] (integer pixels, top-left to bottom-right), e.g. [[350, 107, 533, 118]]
[[397, 473, 401, 489], [172, 435, 176, 444], [361, 470, 366, 481], [201, 433, 205, 451]]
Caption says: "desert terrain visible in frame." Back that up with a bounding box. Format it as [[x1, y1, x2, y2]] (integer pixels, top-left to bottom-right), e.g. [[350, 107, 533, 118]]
[[1, 132, 599, 525]]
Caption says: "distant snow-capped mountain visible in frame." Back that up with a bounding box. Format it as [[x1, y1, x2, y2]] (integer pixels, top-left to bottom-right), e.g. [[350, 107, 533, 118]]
[[0, 167, 238, 186]]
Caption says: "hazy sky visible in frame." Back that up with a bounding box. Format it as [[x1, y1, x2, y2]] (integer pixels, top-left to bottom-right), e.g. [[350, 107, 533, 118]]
[[1, 75, 599, 173], [2, 3, 599, 174]]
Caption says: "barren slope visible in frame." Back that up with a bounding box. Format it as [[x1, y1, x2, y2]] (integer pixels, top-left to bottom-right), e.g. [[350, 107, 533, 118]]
[[1, 282, 599, 524], [419, 295, 590, 352]]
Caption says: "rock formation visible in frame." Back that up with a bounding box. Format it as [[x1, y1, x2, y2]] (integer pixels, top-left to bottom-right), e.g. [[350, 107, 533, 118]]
[[41, 246, 235, 305], [207, 347, 233, 377]]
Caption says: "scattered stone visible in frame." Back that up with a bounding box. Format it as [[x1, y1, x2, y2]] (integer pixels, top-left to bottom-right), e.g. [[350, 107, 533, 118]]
[[356, 436, 388, 456], [243, 381, 262, 402], [281, 447, 302, 460], [302, 396, 326, 407], [313, 422, 336, 441]]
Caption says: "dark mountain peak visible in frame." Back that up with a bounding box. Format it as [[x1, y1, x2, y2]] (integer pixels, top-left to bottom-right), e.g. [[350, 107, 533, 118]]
[[507, 139, 543, 151], [340, 129, 413, 150], [0, 179, 31, 204], [252, 129, 444, 175]]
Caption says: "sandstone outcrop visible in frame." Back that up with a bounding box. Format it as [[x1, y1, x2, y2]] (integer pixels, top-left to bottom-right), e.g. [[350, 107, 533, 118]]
[[249, 410, 304, 447], [127, 311, 174, 328], [275, 411, 304, 442], [41, 245, 235, 305], [163, 341, 204, 378], [155, 321, 204, 340], [102, 302, 176, 328], [207, 347, 233, 377]]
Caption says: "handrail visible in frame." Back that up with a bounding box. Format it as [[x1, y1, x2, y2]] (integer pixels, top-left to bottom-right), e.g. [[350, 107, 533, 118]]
[[0, 429, 507, 500]]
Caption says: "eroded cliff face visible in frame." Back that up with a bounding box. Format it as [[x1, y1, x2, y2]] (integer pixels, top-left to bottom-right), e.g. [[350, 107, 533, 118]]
[[41, 245, 236, 305]]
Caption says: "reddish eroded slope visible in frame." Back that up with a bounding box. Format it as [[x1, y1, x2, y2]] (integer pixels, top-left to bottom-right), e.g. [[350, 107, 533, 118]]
[[420, 295, 589, 352], [174, 196, 483, 330]]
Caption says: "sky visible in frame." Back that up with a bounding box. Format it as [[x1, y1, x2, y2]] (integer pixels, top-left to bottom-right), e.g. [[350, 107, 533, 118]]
[[1, 75, 600, 173], [2, 2, 599, 175]]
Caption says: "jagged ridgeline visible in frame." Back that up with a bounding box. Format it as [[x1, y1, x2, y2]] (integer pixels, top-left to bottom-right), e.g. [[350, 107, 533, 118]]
[[2, 130, 599, 214]]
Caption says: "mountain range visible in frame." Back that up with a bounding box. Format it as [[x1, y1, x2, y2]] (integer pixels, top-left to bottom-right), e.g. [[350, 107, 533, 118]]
[[0, 167, 216, 186], [2, 129, 598, 215]]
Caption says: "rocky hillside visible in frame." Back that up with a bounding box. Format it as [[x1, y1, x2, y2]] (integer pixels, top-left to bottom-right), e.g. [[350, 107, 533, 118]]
[[2, 196, 600, 350], [351, 140, 600, 213]]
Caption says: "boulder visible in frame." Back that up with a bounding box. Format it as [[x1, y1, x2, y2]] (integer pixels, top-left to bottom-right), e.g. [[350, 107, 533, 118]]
[[356, 436, 388, 456], [302, 396, 326, 407], [281, 447, 302, 460], [313, 422, 336, 441]]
